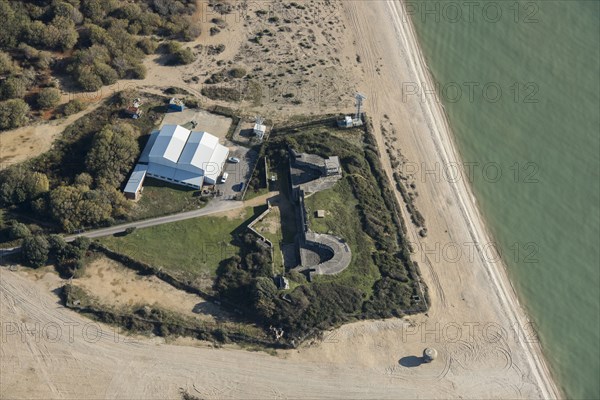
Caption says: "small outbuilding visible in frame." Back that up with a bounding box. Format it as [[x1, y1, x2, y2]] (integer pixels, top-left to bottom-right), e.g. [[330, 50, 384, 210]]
[[315, 210, 326, 218], [124, 164, 148, 200], [253, 123, 266, 140], [169, 97, 185, 112], [337, 115, 353, 128], [324, 156, 341, 176]]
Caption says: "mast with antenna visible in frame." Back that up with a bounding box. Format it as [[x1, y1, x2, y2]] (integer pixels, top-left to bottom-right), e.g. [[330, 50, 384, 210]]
[[355, 93, 366, 122]]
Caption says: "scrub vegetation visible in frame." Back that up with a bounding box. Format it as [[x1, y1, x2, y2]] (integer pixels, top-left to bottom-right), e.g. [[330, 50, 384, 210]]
[[0, 0, 200, 130]]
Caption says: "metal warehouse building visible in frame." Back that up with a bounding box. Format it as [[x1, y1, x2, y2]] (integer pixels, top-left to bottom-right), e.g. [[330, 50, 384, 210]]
[[124, 124, 229, 199]]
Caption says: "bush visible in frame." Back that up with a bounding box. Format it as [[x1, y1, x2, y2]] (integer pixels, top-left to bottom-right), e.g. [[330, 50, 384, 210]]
[[74, 172, 94, 188], [128, 64, 146, 79], [63, 99, 87, 116], [0, 99, 30, 130], [363, 278, 414, 317], [21, 235, 50, 268], [137, 38, 158, 54], [37, 88, 61, 109], [76, 69, 103, 91], [229, 67, 247, 79], [183, 97, 200, 108], [165, 41, 196, 65], [181, 20, 201, 41], [201, 86, 242, 102], [94, 63, 118, 85], [174, 47, 196, 65]]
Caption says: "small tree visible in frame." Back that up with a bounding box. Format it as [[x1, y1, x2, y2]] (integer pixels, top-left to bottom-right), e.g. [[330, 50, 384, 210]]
[[21, 235, 50, 268], [0, 76, 27, 100], [36, 51, 54, 69], [0, 99, 30, 130], [8, 222, 31, 240], [74, 172, 94, 188], [37, 88, 61, 109], [48, 234, 68, 259], [0, 51, 16, 75], [71, 236, 91, 256]]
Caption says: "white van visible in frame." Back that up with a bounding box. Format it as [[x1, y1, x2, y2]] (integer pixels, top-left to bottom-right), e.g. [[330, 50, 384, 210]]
[[220, 172, 229, 183]]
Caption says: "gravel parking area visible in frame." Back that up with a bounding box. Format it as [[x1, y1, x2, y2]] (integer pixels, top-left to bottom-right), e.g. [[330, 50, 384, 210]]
[[216, 144, 258, 200]]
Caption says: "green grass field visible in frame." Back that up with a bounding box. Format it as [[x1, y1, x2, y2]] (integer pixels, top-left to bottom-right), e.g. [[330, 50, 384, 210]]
[[243, 187, 269, 201], [100, 207, 259, 281], [131, 178, 208, 220], [304, 178, 381, 297]]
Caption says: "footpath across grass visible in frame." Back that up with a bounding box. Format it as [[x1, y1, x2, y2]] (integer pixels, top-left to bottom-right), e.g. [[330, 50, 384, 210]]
[[100, 206, 259, 283]]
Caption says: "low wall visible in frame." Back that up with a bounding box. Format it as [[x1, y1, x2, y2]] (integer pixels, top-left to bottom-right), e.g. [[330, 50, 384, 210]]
[[247, 201, 275, 273]]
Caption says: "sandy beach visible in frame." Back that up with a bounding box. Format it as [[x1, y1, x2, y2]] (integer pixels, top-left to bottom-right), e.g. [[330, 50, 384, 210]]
[[0, 1, 562, 398]]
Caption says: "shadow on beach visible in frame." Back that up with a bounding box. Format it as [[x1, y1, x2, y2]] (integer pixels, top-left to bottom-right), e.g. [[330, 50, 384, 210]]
[[399, 356, 423, 368]]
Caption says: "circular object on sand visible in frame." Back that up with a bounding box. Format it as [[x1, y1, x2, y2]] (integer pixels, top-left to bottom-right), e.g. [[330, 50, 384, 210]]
[[423, 347, 438, 363]]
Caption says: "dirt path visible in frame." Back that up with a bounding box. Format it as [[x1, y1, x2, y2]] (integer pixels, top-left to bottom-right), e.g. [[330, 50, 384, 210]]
[[0, 101, 104, 168]]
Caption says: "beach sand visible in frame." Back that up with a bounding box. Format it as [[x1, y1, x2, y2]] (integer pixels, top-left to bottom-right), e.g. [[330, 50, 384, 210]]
[[0, 1, 561, 398]]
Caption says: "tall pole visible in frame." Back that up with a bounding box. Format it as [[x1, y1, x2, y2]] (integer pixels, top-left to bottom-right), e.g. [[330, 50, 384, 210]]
[[355, 93, 366, 121]]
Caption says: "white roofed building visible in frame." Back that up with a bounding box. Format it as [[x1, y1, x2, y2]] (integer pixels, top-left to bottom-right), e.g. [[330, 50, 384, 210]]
[[126, 124, 229, 195], [253, 123, 266, 140]]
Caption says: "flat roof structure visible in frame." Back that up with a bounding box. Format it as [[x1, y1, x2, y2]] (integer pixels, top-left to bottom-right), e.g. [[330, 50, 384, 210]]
[[123, 164, 148, 200], [291, 149, 341, 177], [324, 156, 340, 174]]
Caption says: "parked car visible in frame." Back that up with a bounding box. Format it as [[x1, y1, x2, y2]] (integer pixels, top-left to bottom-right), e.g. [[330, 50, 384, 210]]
[[228, 157, 240, 163], [220, 172, 229, 183]]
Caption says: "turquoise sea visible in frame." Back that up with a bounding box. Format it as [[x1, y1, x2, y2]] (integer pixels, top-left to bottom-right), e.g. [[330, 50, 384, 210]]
[[409, 1, 600, 398]]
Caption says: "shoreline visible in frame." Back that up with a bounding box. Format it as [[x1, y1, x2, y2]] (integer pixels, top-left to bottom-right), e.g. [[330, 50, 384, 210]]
[[387, 0, 562, 397]]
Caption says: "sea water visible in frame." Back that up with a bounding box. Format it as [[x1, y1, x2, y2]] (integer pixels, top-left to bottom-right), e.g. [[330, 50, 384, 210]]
[[409, 1, 600, 398]]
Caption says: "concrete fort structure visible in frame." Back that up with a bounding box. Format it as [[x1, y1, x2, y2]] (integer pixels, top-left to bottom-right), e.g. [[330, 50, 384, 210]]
[[287, 148, 351, 279], [124, 124, 229, 199]]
